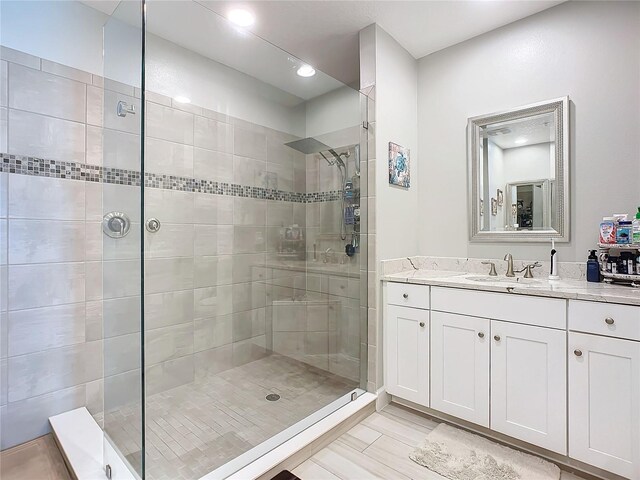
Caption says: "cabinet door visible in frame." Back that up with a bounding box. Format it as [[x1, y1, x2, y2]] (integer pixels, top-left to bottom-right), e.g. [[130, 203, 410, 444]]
[[491, 321, 566, 454], [569, 332, 640, 479], [431, 311, 489, 427], [385, 305, 429, 406]]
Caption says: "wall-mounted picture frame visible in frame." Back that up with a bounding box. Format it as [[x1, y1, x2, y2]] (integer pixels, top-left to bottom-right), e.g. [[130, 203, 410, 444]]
[[388, 142, 410, 188], [497, 189, 504, 207], [491, 198, 498, 216]]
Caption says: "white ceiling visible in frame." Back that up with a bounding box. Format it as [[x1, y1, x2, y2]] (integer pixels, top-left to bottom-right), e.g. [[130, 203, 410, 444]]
[[197, 0, 565, 86], [82, 0, 564, 89], [485, 112, 555, 149]]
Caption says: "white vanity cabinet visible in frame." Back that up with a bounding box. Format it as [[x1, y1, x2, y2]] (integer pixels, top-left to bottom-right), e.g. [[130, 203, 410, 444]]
[[430, 311, 490, 427], [568, 301, 640, 479], [490, 320, 567, 454], [385, 283, 430, 406], [384, 281, 640, 478]]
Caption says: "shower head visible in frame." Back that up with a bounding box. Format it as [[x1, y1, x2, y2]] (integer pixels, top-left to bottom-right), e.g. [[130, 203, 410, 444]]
[[285, 137, 348, 168], [284, 137, 331, 155]]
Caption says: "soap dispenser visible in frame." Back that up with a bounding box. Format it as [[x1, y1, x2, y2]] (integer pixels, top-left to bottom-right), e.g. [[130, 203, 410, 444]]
[[587, 250, 601, 283]]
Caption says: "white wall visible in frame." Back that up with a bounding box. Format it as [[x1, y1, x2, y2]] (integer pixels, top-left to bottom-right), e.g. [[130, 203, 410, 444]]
[[502, 143, 552, 184], [373, 25, 419, 260], [1, 0, 307, 136], [0, 1, 107, 76], [418, 1, 640, 262]]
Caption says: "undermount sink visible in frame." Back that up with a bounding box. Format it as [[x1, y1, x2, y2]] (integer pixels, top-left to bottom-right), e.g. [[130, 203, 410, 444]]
[[465, 275, 545, 285]]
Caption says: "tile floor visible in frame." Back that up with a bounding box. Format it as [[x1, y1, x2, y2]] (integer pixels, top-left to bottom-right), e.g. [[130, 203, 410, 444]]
[[293, 403, 589, 480], [98, 354, 358, 480], [0, 434, 72, 480]]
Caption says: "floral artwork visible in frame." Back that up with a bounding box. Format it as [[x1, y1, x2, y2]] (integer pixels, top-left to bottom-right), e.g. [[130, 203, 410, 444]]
[[388, 142, 410, 188]]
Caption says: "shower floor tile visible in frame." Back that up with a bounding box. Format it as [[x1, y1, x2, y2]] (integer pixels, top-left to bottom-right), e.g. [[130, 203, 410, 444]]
[[98, 354, 358, 480]]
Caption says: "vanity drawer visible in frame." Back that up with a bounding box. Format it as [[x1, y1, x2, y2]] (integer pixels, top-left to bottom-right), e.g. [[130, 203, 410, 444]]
[[386, 282, 430, 309], [569, 300, 640, 341], [431, 287, 566, 329]]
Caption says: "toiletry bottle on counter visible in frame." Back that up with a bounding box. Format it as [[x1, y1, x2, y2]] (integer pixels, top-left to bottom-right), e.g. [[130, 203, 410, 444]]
[[587, 250, 601, 282], [599, 217, 616, 244], [633, 207, 640, 244], [617, 221, 633, 244]]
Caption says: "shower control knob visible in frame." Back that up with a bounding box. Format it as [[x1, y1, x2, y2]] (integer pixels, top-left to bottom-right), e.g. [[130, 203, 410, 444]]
[[146, 218, 161, 233]]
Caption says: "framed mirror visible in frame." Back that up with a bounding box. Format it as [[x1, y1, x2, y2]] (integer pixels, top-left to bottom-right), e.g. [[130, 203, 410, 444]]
[[468, 97, 569, 242]]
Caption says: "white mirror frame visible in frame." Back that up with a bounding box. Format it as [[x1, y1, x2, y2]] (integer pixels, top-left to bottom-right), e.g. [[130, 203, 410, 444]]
[[468, 96, 570, 243]]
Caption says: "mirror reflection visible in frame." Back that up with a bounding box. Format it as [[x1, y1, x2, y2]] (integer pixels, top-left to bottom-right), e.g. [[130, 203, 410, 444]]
[[480, 112, 555, 232]]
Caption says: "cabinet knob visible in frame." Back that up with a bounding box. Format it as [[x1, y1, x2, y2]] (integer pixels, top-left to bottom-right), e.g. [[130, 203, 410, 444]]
[[494, 335, 501, 342], [403, 293, 409, 299], [478, 332, 485, 338], [419, 322, 425, 327], [574, 349, 583, 357], [605, 317, 614, 325]]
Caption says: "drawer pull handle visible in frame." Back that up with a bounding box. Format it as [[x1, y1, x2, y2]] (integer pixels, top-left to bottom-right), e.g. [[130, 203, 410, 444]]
[[403, 293, 409, 299], [478, 332, 485, 338], [419, 322, 425, 327], [494, 335, 501, 342], [605, 317, 614, 325], [574, 349, 583, 357]]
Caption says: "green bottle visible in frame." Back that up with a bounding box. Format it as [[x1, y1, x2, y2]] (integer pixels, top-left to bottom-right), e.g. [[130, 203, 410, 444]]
[[633, 207, 640, 244]]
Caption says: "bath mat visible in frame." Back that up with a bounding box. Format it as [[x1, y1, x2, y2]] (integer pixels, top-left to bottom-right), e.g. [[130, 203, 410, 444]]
[[409, 423, 560, 480]]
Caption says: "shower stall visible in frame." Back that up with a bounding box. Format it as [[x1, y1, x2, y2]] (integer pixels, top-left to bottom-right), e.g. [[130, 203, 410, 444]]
[[0, 1, 370, 478]]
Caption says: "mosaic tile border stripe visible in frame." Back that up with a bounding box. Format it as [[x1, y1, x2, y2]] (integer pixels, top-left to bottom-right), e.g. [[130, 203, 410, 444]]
[[0, 153, 342, 203]]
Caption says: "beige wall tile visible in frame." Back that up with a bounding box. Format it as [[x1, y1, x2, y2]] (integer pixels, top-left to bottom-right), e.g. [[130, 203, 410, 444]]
[[8, 109, 85, 162], [145, 137, 193, 177], [144, 290, 193, 330], [145, 323, 193, 366], [146, 102, 193, 144], [193, 148, 232, 182], [8, 303, 85, 356], [194, 116, 232, 152], [9, 64, 86, 122], [9, 220, 85, 264], [8, 263, 85, 310]]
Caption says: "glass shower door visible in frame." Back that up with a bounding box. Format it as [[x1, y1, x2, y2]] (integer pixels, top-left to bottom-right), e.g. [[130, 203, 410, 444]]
[[101, 1, 145, 478]]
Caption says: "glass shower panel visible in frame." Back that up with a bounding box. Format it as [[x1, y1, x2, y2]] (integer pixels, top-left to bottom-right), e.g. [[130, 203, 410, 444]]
[[141, 1, 368, 478], [101, 1, 144, 478]]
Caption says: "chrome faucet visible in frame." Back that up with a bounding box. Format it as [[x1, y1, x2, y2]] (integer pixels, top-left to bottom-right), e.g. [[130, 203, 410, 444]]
[[504, 253, 515, 277]]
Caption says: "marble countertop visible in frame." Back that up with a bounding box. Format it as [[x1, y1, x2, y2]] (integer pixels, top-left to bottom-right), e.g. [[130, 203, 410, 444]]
[[383, 269, 640, 306]]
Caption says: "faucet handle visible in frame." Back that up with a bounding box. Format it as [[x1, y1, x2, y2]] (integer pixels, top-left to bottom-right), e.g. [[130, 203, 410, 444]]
[[520, 262, 542, 278], [481, 261, 498, 276]]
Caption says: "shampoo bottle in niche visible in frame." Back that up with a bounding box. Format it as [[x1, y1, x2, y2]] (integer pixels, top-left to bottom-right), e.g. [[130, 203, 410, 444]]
[[587, 250, 601, 282]]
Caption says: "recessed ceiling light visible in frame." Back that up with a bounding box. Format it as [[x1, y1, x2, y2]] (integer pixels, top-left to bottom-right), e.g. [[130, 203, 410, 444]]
[[514, 137, 527, 145], [297, 65, 316, 77], [227, 8, 255, 27], [174, 96, 191, 104]]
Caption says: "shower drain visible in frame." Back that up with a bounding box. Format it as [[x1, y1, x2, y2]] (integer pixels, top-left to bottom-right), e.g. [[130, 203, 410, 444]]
[[266, 393, 280, 401]]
